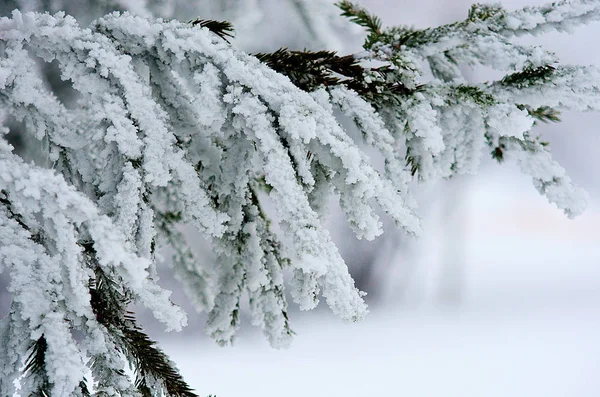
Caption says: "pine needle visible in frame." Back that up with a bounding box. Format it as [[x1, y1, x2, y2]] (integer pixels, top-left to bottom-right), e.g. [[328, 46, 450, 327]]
[[190, 19, 235, 42]]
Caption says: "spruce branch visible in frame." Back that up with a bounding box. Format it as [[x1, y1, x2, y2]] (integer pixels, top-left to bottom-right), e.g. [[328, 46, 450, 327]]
[[0, 190, 42, 244], [123, 319, 197, 397], [501, 65, 556, 88], [248, 187, 294, 325], [337, 0, 381, 33], [23, 335, 91, 396], [518, 105, 561, 124], [489, 140, 507, 163], [377, 0, 600, 53], [190, 19, 235, 42], [492, 0, 600, 36], [256, 48, 362, 92], [78, 380, 91, 397], [336, 0, 382, 48], [24, 335, 51, 397], [361, 3, 558, 75], [86, 250, 198, 397], [0, 4, 598, 395], [155, 210, 215, 313], [24, 336, 48, 378], [486, 131, 550, 163], [467, 3, 504, 22], [255, 48, 414, 105], [452, 85, 497, 107]]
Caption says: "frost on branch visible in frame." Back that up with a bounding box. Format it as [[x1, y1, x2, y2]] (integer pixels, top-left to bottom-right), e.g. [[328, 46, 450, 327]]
[[0, 139, 187, 395], [1, 0, 600, 395], [0, 8, 419, 395], [303, 0, 599, 217]]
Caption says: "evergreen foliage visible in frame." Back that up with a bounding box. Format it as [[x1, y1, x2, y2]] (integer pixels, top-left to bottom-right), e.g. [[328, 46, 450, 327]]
[[189, 19, 235, 43], [0, 0, 599, 395]]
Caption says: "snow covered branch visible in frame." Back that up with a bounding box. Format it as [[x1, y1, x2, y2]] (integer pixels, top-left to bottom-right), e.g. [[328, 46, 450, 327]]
[[0, 0, 599, 394]]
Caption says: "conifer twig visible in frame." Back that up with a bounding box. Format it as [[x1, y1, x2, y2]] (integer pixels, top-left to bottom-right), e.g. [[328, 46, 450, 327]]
[[190, 18, 235, 42]]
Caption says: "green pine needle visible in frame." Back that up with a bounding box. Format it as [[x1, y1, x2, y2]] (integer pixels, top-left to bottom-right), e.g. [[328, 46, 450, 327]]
[[24, 335, 51, 397], [87, 254, 199, 397], [518, 104, 561, 124], [78, 379, 91, 396], [190, 19, 235, 42], [256, 48, 414, 106], [501, 65, 556, 88], [336, 1, 383, 48], [256, 48, 362, 91], [24, 336, 48, 377], [336, 1, 381, 35]]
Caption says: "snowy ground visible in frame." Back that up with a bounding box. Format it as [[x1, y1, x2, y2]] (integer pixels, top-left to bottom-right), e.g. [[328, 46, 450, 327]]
[[159, 166, 600, 397], [165, 304, 600, 397]]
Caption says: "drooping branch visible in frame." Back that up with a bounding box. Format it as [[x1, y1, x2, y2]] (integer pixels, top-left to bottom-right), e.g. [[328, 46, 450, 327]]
[[0, 1, 599, 395], [88, 262, 198, 397]]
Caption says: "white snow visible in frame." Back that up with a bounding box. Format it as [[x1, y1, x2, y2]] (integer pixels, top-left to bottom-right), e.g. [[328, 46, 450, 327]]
[[162, 168, 600, 397]]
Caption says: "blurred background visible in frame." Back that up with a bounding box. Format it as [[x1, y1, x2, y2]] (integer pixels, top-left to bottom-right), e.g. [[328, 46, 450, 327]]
[[2, 0, 600, 396]]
